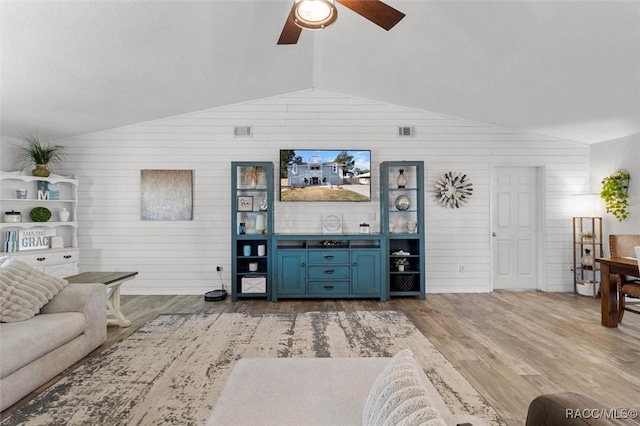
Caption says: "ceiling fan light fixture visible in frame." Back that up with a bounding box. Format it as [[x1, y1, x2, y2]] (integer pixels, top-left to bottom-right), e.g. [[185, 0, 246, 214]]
[[293, 0, 338, 30]]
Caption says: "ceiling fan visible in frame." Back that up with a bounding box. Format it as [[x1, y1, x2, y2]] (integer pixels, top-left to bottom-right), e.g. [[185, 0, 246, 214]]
[[278, 0, 405, 45]]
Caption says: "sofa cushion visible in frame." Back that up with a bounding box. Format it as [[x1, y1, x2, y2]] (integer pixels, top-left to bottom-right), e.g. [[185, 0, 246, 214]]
[[0, 257, 68, 323], [0, 312, 85, 378], [363, 349, 446, 426]]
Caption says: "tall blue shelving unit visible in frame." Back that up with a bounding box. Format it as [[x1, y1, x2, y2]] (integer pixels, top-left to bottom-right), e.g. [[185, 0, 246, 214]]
[[380, 161, 426, 299], [231, 162, 274, 301]]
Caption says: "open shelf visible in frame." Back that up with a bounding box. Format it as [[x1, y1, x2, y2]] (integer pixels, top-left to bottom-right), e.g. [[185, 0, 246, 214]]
[[380, 161, 425, 300]]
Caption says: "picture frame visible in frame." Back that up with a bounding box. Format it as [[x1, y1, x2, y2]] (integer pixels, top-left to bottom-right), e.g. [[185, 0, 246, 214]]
[[237, 196, 254, 211]]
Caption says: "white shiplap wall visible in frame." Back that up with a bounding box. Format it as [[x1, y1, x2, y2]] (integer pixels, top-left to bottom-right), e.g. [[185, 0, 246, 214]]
[[53, 89, 587, 294]]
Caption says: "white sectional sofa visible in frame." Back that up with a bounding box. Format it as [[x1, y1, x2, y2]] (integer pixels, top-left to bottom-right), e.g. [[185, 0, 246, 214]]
[[0, 283, 107, 411]]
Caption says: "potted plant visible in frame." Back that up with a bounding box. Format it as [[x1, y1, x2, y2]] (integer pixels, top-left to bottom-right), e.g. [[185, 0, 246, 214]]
[[600, 169, 630, 222], [242, 166, 263, 189], [580, 231, 594, 243], [17, 135, 65, 177], [393, 257, 408, 272]]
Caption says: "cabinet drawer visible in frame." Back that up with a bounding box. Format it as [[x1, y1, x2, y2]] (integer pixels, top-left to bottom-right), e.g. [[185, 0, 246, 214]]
[[308, 251, 349, 265], [47, 251, 79, 265], [308, 281, 350, 294], [308, 266, 350, 280], [9, 250, 79, 266], [45, 263, 79, 278]]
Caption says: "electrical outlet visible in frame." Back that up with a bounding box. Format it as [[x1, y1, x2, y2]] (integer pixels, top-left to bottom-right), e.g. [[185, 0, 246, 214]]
[[216, 266, 222, 272]]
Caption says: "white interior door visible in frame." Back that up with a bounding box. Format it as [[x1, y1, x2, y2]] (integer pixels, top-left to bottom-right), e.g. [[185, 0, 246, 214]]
[[492, 167, 539, 290]]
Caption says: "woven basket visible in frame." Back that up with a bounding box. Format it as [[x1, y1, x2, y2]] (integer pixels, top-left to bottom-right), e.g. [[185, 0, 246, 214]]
[[394, 275, 414, 291]]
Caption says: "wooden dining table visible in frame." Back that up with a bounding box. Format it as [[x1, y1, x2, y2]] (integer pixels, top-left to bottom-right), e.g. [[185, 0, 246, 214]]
[[596, 257, 639, 327]]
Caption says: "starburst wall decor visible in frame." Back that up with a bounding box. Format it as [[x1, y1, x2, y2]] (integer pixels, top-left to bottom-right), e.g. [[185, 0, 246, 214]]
[[435, 171, 473, 208]]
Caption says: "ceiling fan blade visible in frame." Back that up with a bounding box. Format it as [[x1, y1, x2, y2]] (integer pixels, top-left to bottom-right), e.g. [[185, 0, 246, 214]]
[[336, 0, 405, 31], [277, 4, 303, 45]]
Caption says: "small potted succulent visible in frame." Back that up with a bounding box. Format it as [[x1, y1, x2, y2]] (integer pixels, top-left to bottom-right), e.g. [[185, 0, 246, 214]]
[[17, 135, 65, 177], [393, 257, 409, 272]]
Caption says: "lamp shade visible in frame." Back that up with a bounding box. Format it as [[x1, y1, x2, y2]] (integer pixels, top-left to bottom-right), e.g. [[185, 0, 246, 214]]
[[572, 193, 601, 217]]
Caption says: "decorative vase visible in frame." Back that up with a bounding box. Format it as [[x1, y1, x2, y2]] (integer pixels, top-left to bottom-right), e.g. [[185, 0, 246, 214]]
[[59, 208, 70, 222], [395, 195, 411, 211], [581, 248, 594, 268], [396, 169, 407, 188], [32, 164, 51, 177], [398, 264, 405, 272], [250, 178, 258, 189]]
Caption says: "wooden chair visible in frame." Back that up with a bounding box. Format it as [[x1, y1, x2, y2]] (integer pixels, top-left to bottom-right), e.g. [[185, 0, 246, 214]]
[[608, 234, 640, 322]]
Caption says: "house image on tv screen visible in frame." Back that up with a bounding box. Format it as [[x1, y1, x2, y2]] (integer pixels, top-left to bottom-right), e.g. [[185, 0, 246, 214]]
[[279, 149, 371, 202], [286, 156, 343, 187]]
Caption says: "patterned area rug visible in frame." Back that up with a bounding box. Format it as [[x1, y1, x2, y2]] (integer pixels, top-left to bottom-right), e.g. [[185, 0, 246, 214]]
[[2, 311, 505, 425]]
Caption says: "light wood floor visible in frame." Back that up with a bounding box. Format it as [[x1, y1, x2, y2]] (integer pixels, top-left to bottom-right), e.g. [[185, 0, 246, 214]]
[[4, 291, 640, 425]]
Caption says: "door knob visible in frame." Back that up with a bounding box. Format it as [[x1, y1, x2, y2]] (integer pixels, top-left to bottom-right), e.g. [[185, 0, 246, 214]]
[[492, 232, 497, 237]]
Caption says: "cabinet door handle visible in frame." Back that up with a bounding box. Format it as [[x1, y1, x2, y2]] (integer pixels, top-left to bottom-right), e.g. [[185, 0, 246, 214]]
[[323, 255, 334, 260], [301, 263, 306, 267], [353, 262, 357, 267], [63, 255, 72, 259], [324, 269, 334, 275], [324, 285, 334, 290], [37, 257, 46, 262]]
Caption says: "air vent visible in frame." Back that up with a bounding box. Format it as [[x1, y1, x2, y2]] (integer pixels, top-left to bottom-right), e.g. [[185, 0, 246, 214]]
[[234, 126, 253, 137], [397, 126, 415, 137]]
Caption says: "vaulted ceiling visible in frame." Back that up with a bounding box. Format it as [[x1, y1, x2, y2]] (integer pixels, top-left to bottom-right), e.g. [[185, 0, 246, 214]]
[[2, 0, 638, 144]]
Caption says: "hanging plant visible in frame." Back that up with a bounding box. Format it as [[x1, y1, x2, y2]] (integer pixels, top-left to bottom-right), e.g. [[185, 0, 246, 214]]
[[600, 169, 630, 222]]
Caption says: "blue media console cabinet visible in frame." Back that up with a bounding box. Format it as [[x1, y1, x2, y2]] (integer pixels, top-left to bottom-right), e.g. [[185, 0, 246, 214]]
[[272, 235, 386, 301]]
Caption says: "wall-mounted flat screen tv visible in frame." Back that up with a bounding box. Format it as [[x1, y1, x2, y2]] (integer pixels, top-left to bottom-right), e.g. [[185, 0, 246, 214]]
[[279, 150, 371, 202]]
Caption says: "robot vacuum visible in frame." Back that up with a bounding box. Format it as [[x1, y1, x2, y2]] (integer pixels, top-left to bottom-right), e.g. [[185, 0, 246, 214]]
[[204, 289, 227, 302]]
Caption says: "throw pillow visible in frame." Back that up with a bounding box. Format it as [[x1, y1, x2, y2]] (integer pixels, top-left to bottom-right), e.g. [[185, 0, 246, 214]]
[[0, 257, 68, 323], [363, 349, 446, 426]]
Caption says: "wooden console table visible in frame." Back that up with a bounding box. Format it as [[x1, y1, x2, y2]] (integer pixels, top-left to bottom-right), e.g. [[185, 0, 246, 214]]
[[65, 271, 138, 327], [596, 257, 639, 327]]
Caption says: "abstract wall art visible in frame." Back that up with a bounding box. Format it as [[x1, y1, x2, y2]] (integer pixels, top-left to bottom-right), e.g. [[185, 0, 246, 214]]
[[140, 169, 193, 221]]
